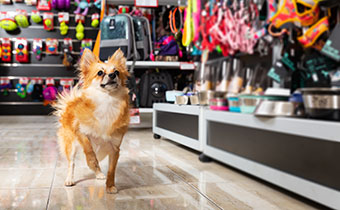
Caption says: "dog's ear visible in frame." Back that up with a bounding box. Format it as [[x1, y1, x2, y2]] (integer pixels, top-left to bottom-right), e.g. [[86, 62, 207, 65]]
[[108, 49, 130, 85], [79, 48, 99, 79]]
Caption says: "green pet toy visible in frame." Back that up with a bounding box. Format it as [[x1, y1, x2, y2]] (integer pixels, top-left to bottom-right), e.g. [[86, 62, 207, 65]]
[[0, 19, 18, 31], [60, 22, 69, 35], [15, 14, 29, 28], [76, 21, 84, 40], [31, 12, 42, 24]]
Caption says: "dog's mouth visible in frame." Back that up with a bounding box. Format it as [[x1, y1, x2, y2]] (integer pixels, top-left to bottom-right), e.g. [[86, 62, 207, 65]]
[[100, 81, 118, 88]]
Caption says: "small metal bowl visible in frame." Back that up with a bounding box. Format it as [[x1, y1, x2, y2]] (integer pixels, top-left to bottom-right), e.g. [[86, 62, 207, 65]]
[[175, 95, 188, 105], [254, 101, 303, 117]]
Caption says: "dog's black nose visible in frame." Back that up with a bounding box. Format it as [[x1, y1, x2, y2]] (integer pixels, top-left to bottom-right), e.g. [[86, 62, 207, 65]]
[[108, 71, 119, 79], [108, 73, 116, 79]]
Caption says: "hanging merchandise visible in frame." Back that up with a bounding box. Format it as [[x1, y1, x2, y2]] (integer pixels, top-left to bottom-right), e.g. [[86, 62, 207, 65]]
[[31, 78, 44, 101], [15, 38, 29, 63], [74, 0, 91, 16], [25, 0, 37, 5], [93, 0, 100, 9], [182, 0, 193, 47], [43, 78, 58, 105], [0, 78, 11, 96], [32, 38, 43, 60], [192, 0, 200, 42], [75, 14, 85, 40], [46, 38, 58, 54], [321, 14, 340, 61], [80, 38, 92, 55], [58, 12, 69, 35], [37, 0, 52, 10], [43, 12, 54, 31], [0, 12, 18, 31], [16, 77, 29, 98], [52, 0, 70, 10], [14, 10, 29, 28], [0, 40, 1, 60], [91, 13, 99, 28], [26, 78, 43, 95], [31, 10, 42, 23], [1, 38, 11, 62], [118, 6, 129, 14], [62, 38, 73, 67], [169, 6, 183, 34], [298, 16, 329, 48], [59, 79, 74, 93]]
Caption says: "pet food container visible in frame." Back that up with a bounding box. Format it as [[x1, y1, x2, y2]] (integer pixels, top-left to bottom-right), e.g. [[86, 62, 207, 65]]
[[228, 95, 241, 113], [175, 95, 189, 105], [198, 90, 214, 105], [209, 91, 228, 111], [300, 88, 340, 121]]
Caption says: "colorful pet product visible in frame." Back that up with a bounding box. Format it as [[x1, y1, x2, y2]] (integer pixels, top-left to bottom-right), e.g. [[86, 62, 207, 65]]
[[298, 16, 330, 48], [80, 38, 92, 55], [16, 77, 29, 98], [75, 14, 85, 40], [74, 0, 91, 16], [43, 77, 58, 105], [33, 38, 43, 60], [46, 38, 58, 54], [0, 11, 18, 31], [37, 0, 52, 10], [26, 78, 43, 95], [1, 38, 11, 62], [15, 38, 29, 63], [52, 0, 70, 10], [14, 10, 29, 28], [58, 12, 69, 35], [91, 13, 99, 28], [31, 10, 42, 23], [43, 12, 54, 31], [31, 78, 44, 101], [59, 78, 73, 93], [0, 77, 11, 96]]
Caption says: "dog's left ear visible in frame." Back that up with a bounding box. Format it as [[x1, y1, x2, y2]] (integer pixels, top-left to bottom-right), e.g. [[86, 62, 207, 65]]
[[108, 49, 130, 82], [108, 48, 126, 66], [80, 48, 99, 79]]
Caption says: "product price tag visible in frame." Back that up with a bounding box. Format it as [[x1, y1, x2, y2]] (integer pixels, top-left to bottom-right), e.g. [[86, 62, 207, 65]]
[[129, 108, 140, 125], [135, 0, 158, 7], [180, 62, 196, 70]]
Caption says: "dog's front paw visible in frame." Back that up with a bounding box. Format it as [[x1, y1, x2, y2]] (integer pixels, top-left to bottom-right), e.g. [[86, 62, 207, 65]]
[[106, 186, 118, 194], [64, 179, 75, 187], [96, 172, 106, 180]]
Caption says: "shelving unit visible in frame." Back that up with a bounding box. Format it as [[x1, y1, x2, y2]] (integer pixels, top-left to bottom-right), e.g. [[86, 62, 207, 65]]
[[151, 103, 340, 209], [153, 103, 203, 151]]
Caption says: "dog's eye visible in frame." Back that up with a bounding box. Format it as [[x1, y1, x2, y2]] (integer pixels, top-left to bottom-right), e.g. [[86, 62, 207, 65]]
[[114, 70, 119, 76], [97, 70, 104, 76]]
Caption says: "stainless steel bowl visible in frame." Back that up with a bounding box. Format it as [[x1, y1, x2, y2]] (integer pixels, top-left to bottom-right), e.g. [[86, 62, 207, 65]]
[[198, 91, 224, 105], [299, 88, 340, 120], [189, 95, 199, 105], [254, 101, 303, 117]]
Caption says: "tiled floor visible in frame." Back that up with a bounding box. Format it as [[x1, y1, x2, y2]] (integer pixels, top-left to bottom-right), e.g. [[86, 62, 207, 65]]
[[0, 116, 325, 210]]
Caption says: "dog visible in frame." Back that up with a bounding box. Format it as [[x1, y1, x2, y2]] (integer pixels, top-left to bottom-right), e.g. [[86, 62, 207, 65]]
[[53, 48, 130, 193]]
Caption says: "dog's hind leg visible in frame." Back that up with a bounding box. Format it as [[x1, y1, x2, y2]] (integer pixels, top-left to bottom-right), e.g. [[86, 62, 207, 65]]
[[76, 132, 105, 180], [58, 128, 77, 186]]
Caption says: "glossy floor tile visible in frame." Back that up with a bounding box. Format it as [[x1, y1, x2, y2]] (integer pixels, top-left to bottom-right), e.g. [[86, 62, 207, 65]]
[[0, 116, 326, 210]]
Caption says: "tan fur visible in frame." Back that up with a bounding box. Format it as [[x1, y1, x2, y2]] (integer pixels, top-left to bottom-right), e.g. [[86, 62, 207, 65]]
[[53, 48, 130, 193]]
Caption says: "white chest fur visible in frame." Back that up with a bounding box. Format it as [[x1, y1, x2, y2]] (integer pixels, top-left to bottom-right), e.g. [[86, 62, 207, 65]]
[[79, 86, 123, 141]]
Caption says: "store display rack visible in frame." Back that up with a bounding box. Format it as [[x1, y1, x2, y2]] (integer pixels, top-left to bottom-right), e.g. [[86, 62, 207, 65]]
[[107, 0, 186, 6], [153, 103, 340, 209]]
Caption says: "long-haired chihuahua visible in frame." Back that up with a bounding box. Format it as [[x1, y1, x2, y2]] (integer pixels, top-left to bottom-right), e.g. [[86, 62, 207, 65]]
[[53, 48, 130, 193]]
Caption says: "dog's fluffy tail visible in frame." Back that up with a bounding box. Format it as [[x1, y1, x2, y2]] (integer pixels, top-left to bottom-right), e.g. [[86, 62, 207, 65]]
[[52, 84, 81, 118]]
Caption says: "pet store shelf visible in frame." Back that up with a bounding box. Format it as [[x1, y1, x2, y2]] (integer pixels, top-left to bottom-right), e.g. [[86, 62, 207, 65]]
[[0, 102, 44, 105], [202, 109, 340, 209], [107, 0, 186, 6], [126, 61, 197, 69], [204, 110, 340, 143]]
